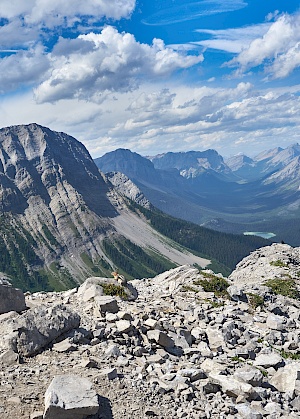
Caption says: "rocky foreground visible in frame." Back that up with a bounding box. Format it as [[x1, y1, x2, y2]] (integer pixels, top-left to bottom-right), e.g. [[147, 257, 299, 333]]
[[1, 243, 300, 418]]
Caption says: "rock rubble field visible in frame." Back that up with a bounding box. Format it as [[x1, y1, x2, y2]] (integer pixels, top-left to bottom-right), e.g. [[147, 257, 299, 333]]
[[1, 243, 300, 418]]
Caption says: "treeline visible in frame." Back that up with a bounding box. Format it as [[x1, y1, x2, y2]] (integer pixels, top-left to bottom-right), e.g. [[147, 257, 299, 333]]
[[0, 216, 52, 292], [103, 237, 175, 279], [127, 202, 269, 271]]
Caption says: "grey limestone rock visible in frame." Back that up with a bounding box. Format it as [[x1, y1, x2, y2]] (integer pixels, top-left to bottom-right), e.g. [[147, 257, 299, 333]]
[[147, 330, 175, 348], [0, 349, 19, 365], [227, 285, 247, 302], [266, 313, 286, 331], [208, 371, 255, 399], [0, 303, 80, 356], [78, 276, 137, 302], [95, 296, 119, 314], [236, 403, 263, 419], [269, 363, 300, 393], [43, 375, 99, 419], [234, 366, 264, 387], [115, 319, 132, 334], [253, 352, 283, 369], [0, 280, 26, 314]]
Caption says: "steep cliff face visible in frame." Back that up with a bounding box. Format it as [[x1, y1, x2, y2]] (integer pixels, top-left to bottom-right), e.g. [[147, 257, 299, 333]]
[[0, 124, 120, 290], [105, 171, 152, 209], [0, 123, 116, 216]]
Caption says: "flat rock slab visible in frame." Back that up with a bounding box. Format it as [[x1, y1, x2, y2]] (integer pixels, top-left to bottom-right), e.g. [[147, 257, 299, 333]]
[[44, 375, 99, 419], [253, 353, 282, 369]]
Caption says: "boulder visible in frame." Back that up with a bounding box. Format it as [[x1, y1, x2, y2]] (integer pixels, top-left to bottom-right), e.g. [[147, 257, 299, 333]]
[[0, 280, 26, 314], [0, 349, 19, 365], [206, 327, 225, 352], [52, 339, 77, 353], [253, 353, 283, 369], [43, 375, 99, 419], [209, 372, 255, 399], [0, 304, 80, 356], [147, 330, 175, 348], [78, 277, 137, 301], [78, 284, 103, 302], [227, 285, 247, 302], [115, 320, 132, 334], [234, 366, 264, 387], [266, 313, 286, 331], [269, 363, 300, 393], [100, 367, 118, 380], [236, 403, 263, 419], [95, 296, 119, 314]]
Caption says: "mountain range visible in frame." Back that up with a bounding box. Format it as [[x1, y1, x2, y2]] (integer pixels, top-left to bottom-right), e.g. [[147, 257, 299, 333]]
[[0, 124, 267, 292], [95, 144, 300, 245]]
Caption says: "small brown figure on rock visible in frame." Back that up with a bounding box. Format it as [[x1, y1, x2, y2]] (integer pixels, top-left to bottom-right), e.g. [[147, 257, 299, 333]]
[[111, 271, 127, 286]]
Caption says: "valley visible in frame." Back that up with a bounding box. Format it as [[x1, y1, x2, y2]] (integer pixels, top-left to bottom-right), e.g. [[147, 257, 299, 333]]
[[0, 123, 267, 292], [95, 145, 300, 246]]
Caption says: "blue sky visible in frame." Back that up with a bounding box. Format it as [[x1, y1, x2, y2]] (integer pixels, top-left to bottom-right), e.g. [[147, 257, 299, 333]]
[[0, 0, 300, 158]]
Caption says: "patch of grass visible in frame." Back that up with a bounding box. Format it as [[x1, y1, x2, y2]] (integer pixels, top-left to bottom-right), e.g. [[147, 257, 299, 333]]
[[182, 285, 199, 293], [270, 260, 288, 268], [46, 262, 77, 291], [279, 350, 300, 360], [194, 274, 229, 298], [257, 367, 268, 377], [198, 271, 220, 280], [203, 299, 225, 308], [247, 293, 264, 309], [42, 225, 60, 247], [231, 356, 245, 362], [265, 277, 300, 299], [101, 283, 128, 299]]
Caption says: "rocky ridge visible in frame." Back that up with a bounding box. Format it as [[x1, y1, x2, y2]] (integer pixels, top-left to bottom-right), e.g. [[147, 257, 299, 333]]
[[2, 243, 300, 418], [0, 124, 211, 290], [105, 171, 152, 209]]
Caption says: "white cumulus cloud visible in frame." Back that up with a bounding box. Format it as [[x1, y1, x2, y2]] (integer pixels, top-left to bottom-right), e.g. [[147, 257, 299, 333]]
[[0, 0, 136, 26], [34, 26, 203, 103], [228, 12, 300, 78], [0, 45, 49, 93]]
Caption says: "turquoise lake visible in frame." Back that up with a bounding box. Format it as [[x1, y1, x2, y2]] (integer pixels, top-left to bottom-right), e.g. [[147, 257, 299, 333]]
[[243, 231, 276, 239]]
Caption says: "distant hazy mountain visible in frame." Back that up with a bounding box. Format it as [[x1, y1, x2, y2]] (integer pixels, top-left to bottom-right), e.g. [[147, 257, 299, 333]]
[[149, 150, 233, 179], [96, 145, 300, 245], [254, 146, 284, 162], [225, 154, 258, 180], [226, 144, 300, 182]]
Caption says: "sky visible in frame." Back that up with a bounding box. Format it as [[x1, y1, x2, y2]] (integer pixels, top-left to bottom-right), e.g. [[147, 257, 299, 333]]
[[0, 1, 300, 158]]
